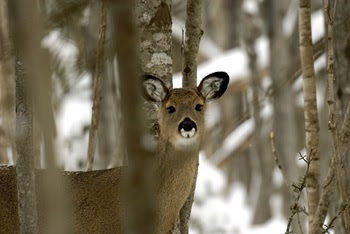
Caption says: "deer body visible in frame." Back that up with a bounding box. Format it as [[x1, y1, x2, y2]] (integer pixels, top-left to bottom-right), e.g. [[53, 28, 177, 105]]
[[0, 72, 228, 233]]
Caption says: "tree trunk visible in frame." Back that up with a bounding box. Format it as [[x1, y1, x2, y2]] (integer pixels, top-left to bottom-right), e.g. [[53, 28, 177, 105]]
[[136, 0, 172, 88], [298, 0, 321, 230], [182, 0, 202, 88], [203, 0, 243, 49], [333, 0, 350, 212], [15, 59, 39, 234], [0, 0, 16, 164], [86, 0, 108, 171], [311, 102, 350, 233], [10, 1, 73, 232], [242, 9, 274, 224], [178, 0, 203, 233], [97, 60, 119, 168], [266, 0, 300, 227], [135, 0, 172, 139], [112, 1, 157, 232], [323, 0, 350, 231]]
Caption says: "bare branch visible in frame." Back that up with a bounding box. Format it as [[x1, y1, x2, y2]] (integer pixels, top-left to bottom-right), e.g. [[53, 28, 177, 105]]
[[182, 0, 202, 88], [311, 101, 350, 233], [323, 0, 350, 231], [86, 0, 108, 171], [285, 151, 311, 234], [270, 132, 293, 197], [323, 200, 349, 233]]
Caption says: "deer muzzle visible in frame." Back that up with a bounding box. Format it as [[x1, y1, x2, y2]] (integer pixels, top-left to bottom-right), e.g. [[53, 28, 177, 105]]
[[178, 118, 197, 138]]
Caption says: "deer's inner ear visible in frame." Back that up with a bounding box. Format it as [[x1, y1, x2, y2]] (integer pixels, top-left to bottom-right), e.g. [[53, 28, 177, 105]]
[[198, 72, 229, 101], [143, 75, 168, 102]]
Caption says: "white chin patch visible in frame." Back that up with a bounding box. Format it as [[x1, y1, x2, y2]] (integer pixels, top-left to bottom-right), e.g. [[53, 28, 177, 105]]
[[180, 128, 196, 138]]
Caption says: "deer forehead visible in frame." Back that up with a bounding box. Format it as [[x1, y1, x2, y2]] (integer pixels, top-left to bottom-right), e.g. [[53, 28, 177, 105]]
[[164, 88, 204, 106]]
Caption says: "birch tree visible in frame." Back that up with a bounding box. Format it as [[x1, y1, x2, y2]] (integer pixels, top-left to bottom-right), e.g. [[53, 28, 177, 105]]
[[135, 0, 172, 138], [298, 0, 321, 229]]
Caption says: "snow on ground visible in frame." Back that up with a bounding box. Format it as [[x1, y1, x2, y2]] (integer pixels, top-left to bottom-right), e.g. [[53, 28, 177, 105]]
[[190, 154, 287, 234], [56, 73, 92, 170]]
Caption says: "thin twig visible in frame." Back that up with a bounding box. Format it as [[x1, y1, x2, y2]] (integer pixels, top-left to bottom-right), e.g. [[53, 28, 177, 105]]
[[270, 131, 293, 197], [285, 151, 312, 234], [86, 0, 108, 170], [323, 199, 349, 233], [311, 101, 350, 233], [297, 211, 305, 234]]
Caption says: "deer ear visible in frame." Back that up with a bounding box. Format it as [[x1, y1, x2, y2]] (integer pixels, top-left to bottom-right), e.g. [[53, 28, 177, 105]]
[[143, 75, 169, 102], [198, 72, 229, 101]]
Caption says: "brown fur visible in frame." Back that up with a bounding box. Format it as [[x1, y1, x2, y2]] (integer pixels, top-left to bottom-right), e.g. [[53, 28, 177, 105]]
[[0, 166, 125, 234]]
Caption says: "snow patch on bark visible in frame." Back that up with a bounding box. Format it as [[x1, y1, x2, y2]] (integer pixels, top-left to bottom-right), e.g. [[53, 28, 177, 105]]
[[146, 53, 172, 68], [153, 32, 165, 41]]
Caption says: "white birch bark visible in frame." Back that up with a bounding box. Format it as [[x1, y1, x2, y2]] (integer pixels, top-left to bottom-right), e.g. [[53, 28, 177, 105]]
[[298, 0, 321, 230]]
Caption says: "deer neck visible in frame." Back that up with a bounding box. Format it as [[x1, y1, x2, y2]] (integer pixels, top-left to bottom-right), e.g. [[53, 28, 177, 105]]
[[154, 137, 199, 233]]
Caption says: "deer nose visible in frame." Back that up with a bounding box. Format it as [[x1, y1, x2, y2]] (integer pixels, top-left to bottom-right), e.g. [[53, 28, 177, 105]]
[[179, 118, 197, 131]]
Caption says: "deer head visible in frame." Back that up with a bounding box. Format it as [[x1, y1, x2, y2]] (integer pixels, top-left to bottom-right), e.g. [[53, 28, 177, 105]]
[[143, 72, 229, 151]]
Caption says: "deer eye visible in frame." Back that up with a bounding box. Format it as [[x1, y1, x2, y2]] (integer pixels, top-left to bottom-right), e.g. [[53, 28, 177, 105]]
[[167, 106, 176, 114], [195, 104, 203, 111]]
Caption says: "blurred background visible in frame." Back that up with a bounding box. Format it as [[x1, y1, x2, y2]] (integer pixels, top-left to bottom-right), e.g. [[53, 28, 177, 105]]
[[1, 0, 350, 233]]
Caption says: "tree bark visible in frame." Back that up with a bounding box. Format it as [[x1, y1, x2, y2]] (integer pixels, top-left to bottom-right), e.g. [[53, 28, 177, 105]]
[[177, 0, 203, 233], [0, 0, 16, 164], [242, 10, 274, 224], [135, 0, 172, 139], [15, 59, 39, 234], [86, 0, 108, 171], [311, 102, 350, 233], [97, 60, 119, 168], [112, 1, 157, 233], [333, 0, 350, 212], [10, 1, 73, 233], [298, 0, 321, 230], [136, 0, 172, 88], [203, 0, 243, 49], [182, 0, 202, 88], [323, 0, 350, 231], [270, 1, 301, 229]]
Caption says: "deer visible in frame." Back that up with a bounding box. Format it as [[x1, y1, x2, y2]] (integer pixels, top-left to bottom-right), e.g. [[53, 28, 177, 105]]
[[0, 71, 229, 233]]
